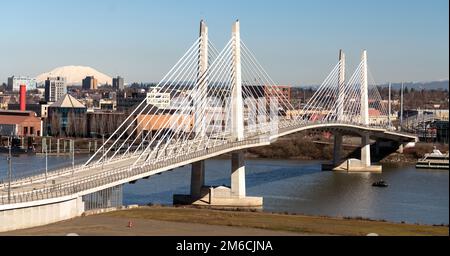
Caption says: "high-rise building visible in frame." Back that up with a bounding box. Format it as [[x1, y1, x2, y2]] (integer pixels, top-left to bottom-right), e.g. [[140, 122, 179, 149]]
[[112, 76, 124, 90], [45, 77, 67, 102], [82, 76, 98, 90], [7, 76, 37, 91]]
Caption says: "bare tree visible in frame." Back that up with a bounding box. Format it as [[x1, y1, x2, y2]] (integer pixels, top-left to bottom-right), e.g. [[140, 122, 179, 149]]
[[66, 111, 75, 137], [50, 111, 60, 137], [78, 113, 87, 137]]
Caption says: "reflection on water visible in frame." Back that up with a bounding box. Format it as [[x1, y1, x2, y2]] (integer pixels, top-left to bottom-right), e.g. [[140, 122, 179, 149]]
[[122, 159, 449, 225], [0, 154, 90, 181], [1, 154, 448, 225]]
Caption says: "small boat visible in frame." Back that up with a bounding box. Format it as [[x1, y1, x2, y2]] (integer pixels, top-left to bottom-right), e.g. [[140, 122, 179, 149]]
[[416, 147, 449, 169], [372, 180, 388, 187]]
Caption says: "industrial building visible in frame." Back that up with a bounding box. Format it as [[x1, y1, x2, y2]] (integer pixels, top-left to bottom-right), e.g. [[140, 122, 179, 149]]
[[0, 110, 42, 136]]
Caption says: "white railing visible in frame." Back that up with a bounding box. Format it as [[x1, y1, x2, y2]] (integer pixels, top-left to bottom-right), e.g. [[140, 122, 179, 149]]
[[1, 120, 416, 206], [0, 136, 269, 205]]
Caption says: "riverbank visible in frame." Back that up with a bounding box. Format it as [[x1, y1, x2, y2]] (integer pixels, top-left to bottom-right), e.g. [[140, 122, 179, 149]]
[[3, 206, 448, 236], [244, 132, 449, 165]]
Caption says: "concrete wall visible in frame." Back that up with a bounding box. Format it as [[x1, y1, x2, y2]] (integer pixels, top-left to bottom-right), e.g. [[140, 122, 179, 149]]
[[0, 197, 84, 232]]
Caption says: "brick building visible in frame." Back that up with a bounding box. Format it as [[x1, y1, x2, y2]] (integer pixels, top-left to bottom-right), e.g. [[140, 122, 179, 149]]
[[0, 110, 42, 136]]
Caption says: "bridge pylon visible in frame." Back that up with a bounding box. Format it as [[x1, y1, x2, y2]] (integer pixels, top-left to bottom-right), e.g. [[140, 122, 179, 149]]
[[231, 20, 245, 142], [336, 49, 345, 121], [327, 50, 382, 173], [174, 20, 262, 208], [360, 50, 372, 168], [190, 20, 208, 198]]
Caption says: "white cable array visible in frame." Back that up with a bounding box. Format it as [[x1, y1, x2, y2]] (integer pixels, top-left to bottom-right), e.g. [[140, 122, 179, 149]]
[[84, 37, 201, 166], [132, 39, 234, 166]]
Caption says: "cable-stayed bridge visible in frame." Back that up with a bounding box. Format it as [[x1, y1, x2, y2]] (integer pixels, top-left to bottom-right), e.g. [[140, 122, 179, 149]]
[[0, 20, 416, 232]]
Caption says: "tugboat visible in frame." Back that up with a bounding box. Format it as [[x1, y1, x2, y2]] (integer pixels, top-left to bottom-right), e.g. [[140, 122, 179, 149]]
[[372, 180, 388, 187]]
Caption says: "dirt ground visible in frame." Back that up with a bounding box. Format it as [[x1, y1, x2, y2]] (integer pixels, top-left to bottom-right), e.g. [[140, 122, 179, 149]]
[[3, 215, 304, 236], [2, 206, 448, 236]]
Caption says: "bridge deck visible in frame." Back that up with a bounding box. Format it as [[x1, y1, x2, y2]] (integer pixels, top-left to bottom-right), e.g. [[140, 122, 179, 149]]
[[0, 122, 417, 208]]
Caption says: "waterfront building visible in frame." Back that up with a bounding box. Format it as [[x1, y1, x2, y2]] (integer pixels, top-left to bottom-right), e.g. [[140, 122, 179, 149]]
[[113, 76, 125, 90], [7, 76, 37, 91], [137, 110, 194, 138], [45, 77, 67, 102], [0, 110, 42, 136], [82, 76, 98, 90], [7, 103, 42, 116], [47, 94, 87, 137]]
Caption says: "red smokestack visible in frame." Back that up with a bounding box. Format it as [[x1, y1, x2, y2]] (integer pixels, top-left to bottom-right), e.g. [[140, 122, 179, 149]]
[[19, 85, 26, 111]]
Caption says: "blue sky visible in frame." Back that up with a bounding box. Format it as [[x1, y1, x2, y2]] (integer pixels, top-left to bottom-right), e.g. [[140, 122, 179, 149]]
[[0, 0, 448, 86]]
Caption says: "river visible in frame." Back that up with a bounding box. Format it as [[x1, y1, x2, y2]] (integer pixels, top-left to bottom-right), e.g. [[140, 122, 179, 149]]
[[0, 154, 448, 225]]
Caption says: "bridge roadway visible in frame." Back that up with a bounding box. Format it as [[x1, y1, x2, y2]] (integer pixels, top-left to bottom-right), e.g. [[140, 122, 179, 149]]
[[0, 121, 417, 209]]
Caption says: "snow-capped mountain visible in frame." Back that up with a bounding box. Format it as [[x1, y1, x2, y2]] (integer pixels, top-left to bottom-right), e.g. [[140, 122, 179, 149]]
[[36, 66, 112, 86]]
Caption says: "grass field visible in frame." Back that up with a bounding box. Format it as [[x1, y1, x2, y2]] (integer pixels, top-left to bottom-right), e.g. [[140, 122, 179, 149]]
[[100, 206, 449, 236]]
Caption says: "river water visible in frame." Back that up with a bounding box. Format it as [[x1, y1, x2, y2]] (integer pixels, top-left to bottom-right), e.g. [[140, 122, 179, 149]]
[[0, 154, 448, 225]]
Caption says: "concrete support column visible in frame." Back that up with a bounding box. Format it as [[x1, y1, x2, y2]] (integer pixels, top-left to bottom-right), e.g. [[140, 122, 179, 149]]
[[398, 143, 404, 154], [191, 161, 205, 198], [56, 139, 60, 155], [231, 151, 246, 198], [361, 133, 371, 167], [333, 133, 343, 166]]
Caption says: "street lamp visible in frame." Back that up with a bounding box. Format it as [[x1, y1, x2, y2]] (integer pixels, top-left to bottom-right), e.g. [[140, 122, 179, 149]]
[[7, 136, 12, 203], [102, 134, 105, 170], [72, 139, 75, 170], [89, 131, 109, 169], [45, 144, 48, 184]]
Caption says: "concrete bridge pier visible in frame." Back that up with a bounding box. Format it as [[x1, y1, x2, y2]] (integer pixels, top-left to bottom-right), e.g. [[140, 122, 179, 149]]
[[331, 51, 382, 173], [333, 132, 382, 173], [231, 151, 246, 198], [173, 151, 262, 208], [332, 133, 343, 166], [361, 133, 371, 167], [190, 160, 205, 198]]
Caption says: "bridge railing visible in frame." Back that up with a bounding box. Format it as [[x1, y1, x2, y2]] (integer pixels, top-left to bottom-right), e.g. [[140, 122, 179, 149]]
[[0, 119, 409, 192], [0, 136, 269, 205], [0, 120, 404, 190]]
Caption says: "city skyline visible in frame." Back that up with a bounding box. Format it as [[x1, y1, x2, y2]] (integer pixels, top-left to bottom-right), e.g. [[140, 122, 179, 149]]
[[0, 0, 448, 86]]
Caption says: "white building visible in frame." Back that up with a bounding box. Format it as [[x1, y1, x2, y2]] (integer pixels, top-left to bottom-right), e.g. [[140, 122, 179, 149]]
[[147, 87, 170, 108], [45, 77, 67, 102], [7, 76, 37, 91]]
